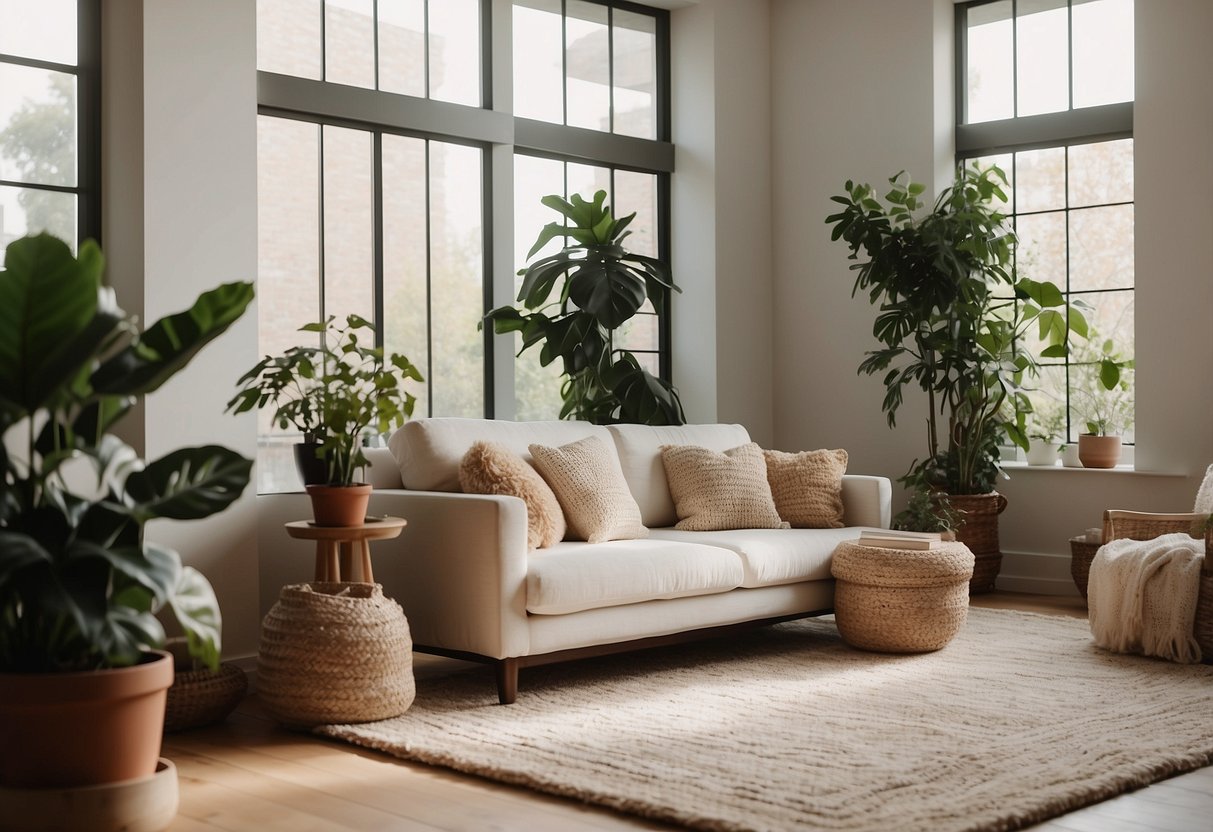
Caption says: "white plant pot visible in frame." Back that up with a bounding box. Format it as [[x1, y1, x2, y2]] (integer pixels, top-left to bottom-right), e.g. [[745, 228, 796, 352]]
[[1061, 445, 1083, 468], [1025, 440, 1060, 466]]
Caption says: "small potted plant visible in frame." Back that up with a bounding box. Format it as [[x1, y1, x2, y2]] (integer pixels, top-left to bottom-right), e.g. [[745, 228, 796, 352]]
[[228, 314, 423, 526], [1024, 408, 1065, 466], [1075, 335, 1134, 469], [0, 234, 252, 822]]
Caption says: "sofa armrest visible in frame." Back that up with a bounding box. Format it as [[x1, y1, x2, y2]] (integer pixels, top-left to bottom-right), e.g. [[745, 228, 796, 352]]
[[840, 475, 892, 528], [258, 489, 530, 660]]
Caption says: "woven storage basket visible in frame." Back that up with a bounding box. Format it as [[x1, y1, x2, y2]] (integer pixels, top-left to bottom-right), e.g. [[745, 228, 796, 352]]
[[164, 662, 248, 732], [831, 540, 975, 653], [258, 582, 415, 728], [1069, 538, 1101, 599], [1103, 512, 1213, 663], [947, 492, 1007, 594]]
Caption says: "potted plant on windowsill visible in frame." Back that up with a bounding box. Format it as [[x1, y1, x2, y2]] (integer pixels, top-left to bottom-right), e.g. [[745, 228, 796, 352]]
[[825, 166, 1088, 591], [228, 314, 422, 526], [0, 234, 252, 821], [1076, 335, 1134, 469], [485, 190, 686, 425], [1024, 408, 1065, 467]]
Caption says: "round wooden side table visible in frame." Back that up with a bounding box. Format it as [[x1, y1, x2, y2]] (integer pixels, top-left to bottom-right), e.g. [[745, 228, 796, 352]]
[[284, 517, 407, 583]]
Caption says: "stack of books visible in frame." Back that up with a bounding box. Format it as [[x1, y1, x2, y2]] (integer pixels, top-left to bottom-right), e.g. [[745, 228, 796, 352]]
[[855, 529, 945, 550]]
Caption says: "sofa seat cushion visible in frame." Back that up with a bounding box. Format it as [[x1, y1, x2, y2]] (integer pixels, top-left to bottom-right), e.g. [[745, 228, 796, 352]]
[[649, 527, 865, 588], [526, 540, 744, 615]]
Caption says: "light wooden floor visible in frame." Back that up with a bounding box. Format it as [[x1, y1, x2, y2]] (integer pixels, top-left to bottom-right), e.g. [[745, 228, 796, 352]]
[[166, 592, 1213, 831]]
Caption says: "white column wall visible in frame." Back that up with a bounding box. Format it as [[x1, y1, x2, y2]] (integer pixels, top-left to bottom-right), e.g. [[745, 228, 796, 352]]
[[102, 0, 261, 656], [671, 0, 775, 447], [771, 0, 1213, 594]]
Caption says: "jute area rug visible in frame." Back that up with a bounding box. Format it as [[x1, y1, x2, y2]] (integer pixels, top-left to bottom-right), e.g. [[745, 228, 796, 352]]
[[317, 609, 1213, 832]]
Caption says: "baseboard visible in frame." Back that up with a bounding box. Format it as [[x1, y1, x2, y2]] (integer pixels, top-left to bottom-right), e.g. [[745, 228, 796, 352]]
[[997, 549, 1082, 596]]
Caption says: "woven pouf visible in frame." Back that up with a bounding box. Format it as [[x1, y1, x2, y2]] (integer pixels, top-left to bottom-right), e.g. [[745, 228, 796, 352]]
[[831, 540, 976, 653], [258, 582, 415, 728]]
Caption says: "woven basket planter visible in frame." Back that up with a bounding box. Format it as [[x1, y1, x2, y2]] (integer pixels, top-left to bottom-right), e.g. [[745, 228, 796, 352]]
[[831, 540, 975, 653], [258, 582, 415, 728], [947, 492, 1007, 594], [164, 663, 248, 733]]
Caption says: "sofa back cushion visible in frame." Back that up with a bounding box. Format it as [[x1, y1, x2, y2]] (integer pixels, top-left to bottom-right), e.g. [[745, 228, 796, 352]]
[[389, 418, 612, 492], [606, 423, 751, 527]]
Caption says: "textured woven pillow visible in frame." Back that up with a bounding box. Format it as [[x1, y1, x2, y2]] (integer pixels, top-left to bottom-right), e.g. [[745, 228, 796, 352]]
[[529, 436, 648, 543], [459, 441, 567, 550], [763, 448, 848, 529], [660, 442, 786, 531]]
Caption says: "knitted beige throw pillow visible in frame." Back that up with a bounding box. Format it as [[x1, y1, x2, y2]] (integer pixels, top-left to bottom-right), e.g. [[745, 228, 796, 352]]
[[764, 448, 848, 529], [529, 436, 648, 543], [459, 441, 566, 550], [660, 442, 786, 531]]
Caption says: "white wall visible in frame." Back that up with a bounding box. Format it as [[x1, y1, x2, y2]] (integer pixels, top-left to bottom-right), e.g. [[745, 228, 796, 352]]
[[771, 0, 1213, 594], [102, 0, 261, 656], [671, 0, 775, 446]]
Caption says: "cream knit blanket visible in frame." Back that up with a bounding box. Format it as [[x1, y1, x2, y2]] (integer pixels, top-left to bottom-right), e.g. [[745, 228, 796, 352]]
[[1089, 533, 1205, 663]]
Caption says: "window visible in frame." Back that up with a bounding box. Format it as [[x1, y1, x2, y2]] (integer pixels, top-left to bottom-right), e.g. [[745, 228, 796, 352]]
[[0, 0, 99, 250], [957, 0, 1134, 448], [256, 0, 672, 492]]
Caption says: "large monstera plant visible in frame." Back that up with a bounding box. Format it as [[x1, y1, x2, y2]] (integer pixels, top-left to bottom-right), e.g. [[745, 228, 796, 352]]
[[0, 233, 254, 673], [486, 190, 686, 425]]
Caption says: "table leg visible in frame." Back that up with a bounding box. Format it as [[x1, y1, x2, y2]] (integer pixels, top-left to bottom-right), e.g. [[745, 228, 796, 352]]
[[339, 541, 353, 582], [360, 540, 374, 583], [326, 541, 340, 583]]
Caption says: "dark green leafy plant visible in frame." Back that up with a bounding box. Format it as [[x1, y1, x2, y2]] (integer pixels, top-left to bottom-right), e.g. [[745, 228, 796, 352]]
[[0, 233, 253, 673], [825, 166, 1088, 496], [485, 190, 685, 425], [227, 315, 423, 486]]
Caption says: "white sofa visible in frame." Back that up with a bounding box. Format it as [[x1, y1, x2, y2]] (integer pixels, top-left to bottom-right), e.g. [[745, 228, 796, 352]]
[[258, 419, 891, 703]]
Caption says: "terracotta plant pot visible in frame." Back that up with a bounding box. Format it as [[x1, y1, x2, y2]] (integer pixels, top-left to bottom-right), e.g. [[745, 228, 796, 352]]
[[0, 758, 179, 832], [306, 483, 373, 527], [1078, 434, 1122, 469], [0, 651, 174, 789]]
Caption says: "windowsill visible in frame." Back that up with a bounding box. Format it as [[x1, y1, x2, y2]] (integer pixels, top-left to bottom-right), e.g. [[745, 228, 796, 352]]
[[1000, 461, 1186, 478]]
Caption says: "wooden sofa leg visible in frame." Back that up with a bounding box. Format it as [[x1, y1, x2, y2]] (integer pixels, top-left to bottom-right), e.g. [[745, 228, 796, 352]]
[[496, 658, 519, 705]]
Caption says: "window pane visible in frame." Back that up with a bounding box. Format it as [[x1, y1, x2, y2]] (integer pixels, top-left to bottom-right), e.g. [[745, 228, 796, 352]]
[[966, 154, 1014, 211], [1072, 0, 1133, 108], [1027, 365, 1070, 440], [1016, 0, 1069, 117], [513, 154, 565, 421], [382, 134, 430, 417], [378, 0, 425, 97], [1015, 211, 1066, 288], [325, 0, 375, 89], [429, 142, 484, 416], [513, 0, 564, 124], [616, 312, 658, 353], [1068, 138, 1132, 208], [257, 117, 321, 493], [567, 161, 610, 204], [257, 0, 323, 80], [965, 0, 1013, 124], [1069, 204, 1133, 291], [614, 170, 658, 258], [0, 65, 76, 187], [1014, 147, 1065, 213], [322, 126, 374, 323], [429, 0, 481, 106], [613, 10, 657, 139], [0, 184, 75, 248], [565, 0, 610, 132], [0, 0, 76, 65]]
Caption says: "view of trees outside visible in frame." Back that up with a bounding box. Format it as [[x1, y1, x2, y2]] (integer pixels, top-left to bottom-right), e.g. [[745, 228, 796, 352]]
[[965, 0, 1134, 446], [0, 19, 78, 250]]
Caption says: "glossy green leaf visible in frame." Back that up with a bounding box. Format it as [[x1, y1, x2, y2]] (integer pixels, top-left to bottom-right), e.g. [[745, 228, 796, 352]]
[[122, 445, 252, 522]]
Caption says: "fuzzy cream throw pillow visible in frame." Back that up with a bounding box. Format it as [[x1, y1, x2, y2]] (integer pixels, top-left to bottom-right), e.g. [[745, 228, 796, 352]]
[[763, 448, 848, 529], [528, 436, 648, 543], [660, 442, 786, 531], [459, 441, 566, 550]]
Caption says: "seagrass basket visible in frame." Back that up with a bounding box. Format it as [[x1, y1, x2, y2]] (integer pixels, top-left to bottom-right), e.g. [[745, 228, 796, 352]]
[[258, 582, 415, 728], [1069, 538, 1101, 599], [164, 662, 248, 732], [947, 492, 1007, 594], [1102, 510, 1213, 662]]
